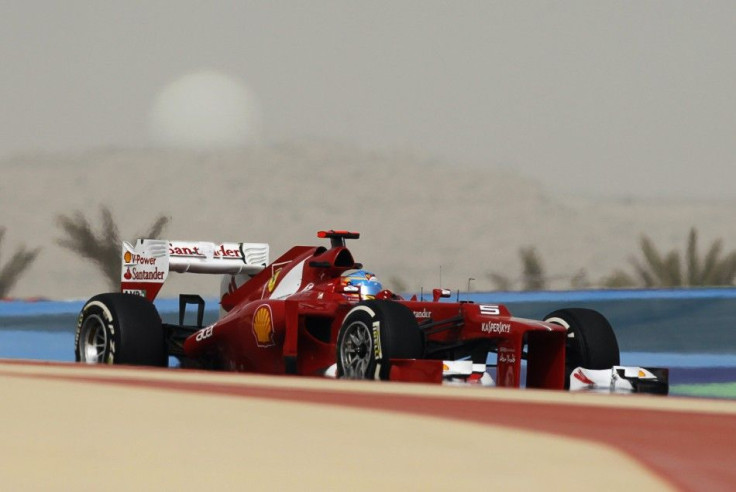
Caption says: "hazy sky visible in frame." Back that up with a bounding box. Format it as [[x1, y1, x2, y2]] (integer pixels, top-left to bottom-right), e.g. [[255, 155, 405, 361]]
[[2, 1, 735, 199]]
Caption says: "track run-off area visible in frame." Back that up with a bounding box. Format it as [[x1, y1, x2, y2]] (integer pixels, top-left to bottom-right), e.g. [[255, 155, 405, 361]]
[[1, 360, 735, 491]]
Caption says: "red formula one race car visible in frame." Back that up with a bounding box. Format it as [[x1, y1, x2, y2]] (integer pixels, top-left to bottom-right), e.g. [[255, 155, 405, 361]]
[[76, 231, 668, 393]]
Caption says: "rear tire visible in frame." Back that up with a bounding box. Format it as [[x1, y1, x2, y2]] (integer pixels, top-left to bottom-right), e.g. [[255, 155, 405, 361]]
[[75, 293, 167, 367], [544, 308, 620, 388], [337, 300, 423, 380]]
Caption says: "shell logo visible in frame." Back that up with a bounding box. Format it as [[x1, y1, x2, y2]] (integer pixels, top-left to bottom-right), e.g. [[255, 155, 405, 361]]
[[252, 305, 275, 347], [124, 251, 133, 264]]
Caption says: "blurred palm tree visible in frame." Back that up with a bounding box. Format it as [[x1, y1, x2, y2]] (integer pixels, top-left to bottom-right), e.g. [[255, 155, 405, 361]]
[[488, 246, 547, 291], [602, 228, 736, 288], [56, 206, 170, 289], [0, 227, 41, 298], [520, 246, 546, 290], [387, 275, 408, 294]]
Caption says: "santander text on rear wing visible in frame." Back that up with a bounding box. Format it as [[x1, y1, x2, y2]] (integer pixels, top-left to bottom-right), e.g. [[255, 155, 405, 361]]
[[121, 239, 269, 301]]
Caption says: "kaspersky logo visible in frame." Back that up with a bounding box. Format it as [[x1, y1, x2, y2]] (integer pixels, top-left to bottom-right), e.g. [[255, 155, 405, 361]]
[[252, 305, 275, 347]]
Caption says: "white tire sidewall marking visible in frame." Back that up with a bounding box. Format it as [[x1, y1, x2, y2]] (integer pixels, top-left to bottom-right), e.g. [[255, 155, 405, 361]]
[[78, 300, 117, 363], [346, 305, 376, 319], [343, 304, 382, 378], [544, 316, 574, 338], [544, 317, 571, 329]]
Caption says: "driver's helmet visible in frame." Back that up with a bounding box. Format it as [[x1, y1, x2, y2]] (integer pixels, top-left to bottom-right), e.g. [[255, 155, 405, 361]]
[[341, 270, 383, 300]]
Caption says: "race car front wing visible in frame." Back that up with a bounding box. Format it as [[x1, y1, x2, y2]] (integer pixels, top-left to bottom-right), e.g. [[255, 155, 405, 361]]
[[326, 360, 669, 395], [568, 366, 669, 395], [389, 360, 669, 395]]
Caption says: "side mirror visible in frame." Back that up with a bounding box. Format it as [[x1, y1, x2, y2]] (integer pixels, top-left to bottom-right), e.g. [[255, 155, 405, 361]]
[[432, 288, 452, 302]]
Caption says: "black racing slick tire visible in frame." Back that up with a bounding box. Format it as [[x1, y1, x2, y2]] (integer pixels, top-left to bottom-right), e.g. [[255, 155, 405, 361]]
[[544, 308, 620, 388], [336, 300, 424, 380], [75, 293, 167, 367]]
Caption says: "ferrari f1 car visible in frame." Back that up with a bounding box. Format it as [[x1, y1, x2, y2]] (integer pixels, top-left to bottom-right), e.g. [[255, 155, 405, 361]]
[[75, 230, 668, 394]]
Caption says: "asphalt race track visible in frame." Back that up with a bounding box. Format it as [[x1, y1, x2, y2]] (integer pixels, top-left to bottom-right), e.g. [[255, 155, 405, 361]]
[[1, 360, 735, 491]]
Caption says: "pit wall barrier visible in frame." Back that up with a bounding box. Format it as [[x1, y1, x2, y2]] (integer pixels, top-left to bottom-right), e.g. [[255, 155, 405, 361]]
[[2, 288, 736, 353]]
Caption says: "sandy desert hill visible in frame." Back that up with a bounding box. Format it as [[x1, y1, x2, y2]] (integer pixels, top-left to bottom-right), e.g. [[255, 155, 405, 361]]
[[2, 141, 736, 300]]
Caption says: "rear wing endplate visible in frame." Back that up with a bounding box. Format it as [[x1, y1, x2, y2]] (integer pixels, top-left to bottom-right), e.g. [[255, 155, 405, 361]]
[[121, 239, 269, 301]]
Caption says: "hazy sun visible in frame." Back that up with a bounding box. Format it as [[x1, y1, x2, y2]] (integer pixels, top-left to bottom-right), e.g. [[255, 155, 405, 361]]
[[147, 69, 261, 149]]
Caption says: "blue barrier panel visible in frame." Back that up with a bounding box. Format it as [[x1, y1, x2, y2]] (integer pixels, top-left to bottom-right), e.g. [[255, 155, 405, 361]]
[[0, 298, 219, 332], [2, 290, 736, 397], [456, 288, 736, 353], [2, 288, 736, 354]]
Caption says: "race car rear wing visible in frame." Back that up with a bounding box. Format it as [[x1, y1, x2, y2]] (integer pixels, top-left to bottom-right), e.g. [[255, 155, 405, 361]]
[[121, 239, 269, 301]]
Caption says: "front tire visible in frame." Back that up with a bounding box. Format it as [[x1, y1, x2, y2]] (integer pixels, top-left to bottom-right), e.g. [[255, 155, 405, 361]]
[[544, 308, 620, 388], [75, 293, 167, 367], [337, 300, 423, 380]]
